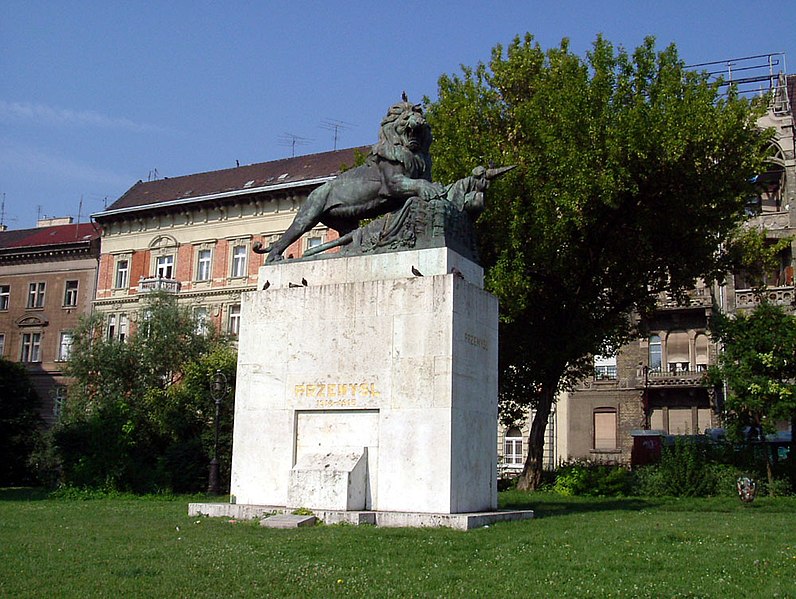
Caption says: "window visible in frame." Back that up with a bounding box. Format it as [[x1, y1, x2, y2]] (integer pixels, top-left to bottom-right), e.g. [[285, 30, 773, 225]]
[[503, 427, 524, 466], [668, 408, 693, 434], [194, 306, 209, 336], [156, 255, 174, 279], [667, 331, 689, 373], [231, 245, 247, 278], [21, 333, 42, 362], [650, 408, 664, 431], [649, 335, 662, 372], [196, 249, 212, 281], [0, 285, 9, 310], [118, 314, 128, 342], [106, 313, 128, 341], [27, 282, 46, 308], [0, 333, 5, 356], [53, 386, 67, 419], [228, 304, 241, 335], [307, 236, 322, 250], [58, 332, 73, 361], [695, 334, 709, 372], [594, 355, 617, 380], [115, 259, 129, 289], [594, 408, 617, 450], [63, 280, 79, 306]]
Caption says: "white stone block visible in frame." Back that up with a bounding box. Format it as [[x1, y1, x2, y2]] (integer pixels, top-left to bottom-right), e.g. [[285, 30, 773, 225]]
[[231, 248, 498, 514], [287, 449, 368, 511]]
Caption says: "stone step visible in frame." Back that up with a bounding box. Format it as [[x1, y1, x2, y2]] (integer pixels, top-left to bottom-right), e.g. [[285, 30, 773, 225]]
[[260, 514, 317, 529]]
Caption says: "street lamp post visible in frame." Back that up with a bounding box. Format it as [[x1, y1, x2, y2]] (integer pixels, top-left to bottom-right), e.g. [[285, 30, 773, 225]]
[[208, 369, 228, 495]]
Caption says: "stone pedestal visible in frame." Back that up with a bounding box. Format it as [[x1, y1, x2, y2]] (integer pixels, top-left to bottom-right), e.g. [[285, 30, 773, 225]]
[[230, 247, 498, 514]]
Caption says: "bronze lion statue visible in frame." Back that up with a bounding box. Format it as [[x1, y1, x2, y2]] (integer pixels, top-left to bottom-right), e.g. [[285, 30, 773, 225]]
[[258, 100, 444, 262]]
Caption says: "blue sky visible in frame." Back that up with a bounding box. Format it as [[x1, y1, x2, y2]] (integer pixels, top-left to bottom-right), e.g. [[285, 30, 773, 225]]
[[2, 1, 795, 229]]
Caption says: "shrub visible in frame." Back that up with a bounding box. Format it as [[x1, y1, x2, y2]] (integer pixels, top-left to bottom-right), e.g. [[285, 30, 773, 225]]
[[553, 461, 633, 497], [633, 438, 745, 497], [0, 359, 42, 485]]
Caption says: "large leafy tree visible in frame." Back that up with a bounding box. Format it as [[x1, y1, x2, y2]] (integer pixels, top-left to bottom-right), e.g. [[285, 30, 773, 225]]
[[57, 291, 236, 492], [709, 302, 796, 488], [425, 34, 770, 489]]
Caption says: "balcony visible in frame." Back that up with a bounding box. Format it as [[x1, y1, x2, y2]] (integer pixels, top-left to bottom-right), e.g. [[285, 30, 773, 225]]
[[646, 366, 709, 388], [750, 211, 790, 233], [138, 276, 181, 294], [657, 286, 713, 309], [735, 286, 794, 310]]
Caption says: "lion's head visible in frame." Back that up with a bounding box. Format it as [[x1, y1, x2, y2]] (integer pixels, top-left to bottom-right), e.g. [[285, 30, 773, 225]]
[[372, 101, 433, 180]]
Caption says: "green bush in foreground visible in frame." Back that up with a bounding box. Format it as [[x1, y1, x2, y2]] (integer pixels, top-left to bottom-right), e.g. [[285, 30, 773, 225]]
[[552, 461, 633, 497], [550, 438, 793, 498]]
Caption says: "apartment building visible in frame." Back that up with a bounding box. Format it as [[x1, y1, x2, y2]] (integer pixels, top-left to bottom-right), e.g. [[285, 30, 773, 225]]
[[0, 219, 101, 425], [91, 147, 365, 338]]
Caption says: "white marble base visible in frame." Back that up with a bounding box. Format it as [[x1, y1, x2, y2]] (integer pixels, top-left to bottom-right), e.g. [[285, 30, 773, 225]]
[[230, 248, 498, 514], [188, 502, 535, 531]]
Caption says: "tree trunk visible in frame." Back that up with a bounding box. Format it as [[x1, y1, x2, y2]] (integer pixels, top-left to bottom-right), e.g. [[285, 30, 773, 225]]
[[516, 384, 555, 491]]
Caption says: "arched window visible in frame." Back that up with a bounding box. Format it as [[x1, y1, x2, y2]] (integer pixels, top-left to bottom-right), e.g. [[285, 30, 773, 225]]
[[503, 427, 523, 466], [667, 330, 689, 373]]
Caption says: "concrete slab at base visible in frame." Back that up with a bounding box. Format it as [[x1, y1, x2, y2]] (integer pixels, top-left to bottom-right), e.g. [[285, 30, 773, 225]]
[[189, 503, 533, 531], [260, 514, 317, 528]]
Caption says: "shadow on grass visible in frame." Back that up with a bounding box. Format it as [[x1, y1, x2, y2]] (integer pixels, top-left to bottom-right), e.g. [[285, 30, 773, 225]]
[[499, 490, 661, 517], [0, 487, 226, 503], [501, 489, 796, 516], [0, 487, 50, 501]]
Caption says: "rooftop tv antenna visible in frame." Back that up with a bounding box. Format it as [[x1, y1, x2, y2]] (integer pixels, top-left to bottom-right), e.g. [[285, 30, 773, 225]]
[[0, 193, 16, 228], [278, 133, 312, 157], [147, 168, 160, 182], [319, 118, 355, 150]]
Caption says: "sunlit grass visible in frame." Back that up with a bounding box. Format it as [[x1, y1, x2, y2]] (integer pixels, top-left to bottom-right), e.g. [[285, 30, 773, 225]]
[[1, 489, 794, 597]]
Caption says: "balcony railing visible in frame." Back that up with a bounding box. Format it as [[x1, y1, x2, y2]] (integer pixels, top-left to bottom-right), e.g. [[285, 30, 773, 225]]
[[750, 211, 789, 232], [646, 366, 709, 387], [657, 286, 713, 309], [735, 286, 794, 310], [138, 276, 181, 294]]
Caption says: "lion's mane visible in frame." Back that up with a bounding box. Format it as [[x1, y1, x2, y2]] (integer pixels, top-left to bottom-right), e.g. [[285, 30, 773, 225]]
[[371, 101, 433, 180]]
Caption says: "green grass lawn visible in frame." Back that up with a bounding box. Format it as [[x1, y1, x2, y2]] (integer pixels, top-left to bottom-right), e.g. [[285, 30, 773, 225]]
[[1, 489, 794, 598]]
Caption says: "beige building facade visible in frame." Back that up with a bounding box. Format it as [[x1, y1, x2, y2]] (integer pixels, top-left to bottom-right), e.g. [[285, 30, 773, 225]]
[[92, 148, 365, 338], [0, 220, 101, 425]]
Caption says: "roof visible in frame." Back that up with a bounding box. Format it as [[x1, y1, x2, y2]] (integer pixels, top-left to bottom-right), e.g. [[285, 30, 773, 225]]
[[98, 146, 370, 218], [0, 222, 100, 251]]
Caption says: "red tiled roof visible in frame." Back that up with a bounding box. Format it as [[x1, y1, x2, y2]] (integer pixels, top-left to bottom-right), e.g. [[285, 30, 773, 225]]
[[0, 222, 100, 250], [100, 146, 370, 216]]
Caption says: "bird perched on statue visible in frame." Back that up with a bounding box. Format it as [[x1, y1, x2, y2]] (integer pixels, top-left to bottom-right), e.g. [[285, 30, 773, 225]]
[[411, 265, 423, 277]]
